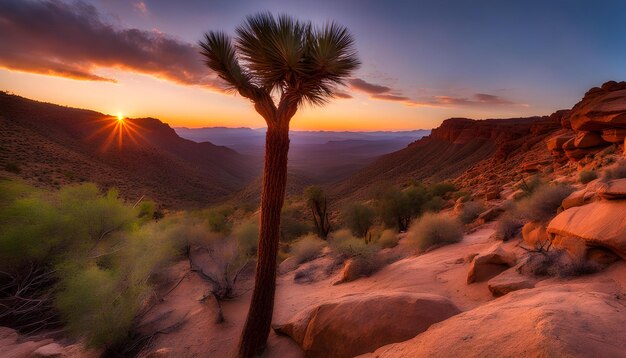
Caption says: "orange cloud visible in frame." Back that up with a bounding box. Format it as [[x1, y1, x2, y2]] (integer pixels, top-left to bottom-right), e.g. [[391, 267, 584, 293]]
[[0, 1, 221, 89]]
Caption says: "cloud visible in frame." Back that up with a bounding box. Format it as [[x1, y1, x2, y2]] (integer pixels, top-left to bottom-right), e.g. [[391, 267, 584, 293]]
[[333, 91, 353, 99], [411, 93, 525, 107], [0, 0, 220, 88], [371, 94, 410, 102], [348, 78, 392, 94], [133, 1, 149, 15]]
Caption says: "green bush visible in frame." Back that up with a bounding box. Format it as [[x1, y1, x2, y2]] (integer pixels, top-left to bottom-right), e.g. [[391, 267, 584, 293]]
[[376, 184, 430, 231], [329, 229, 378, 258], [430, 182, 456, 197], [290, 234, 326, 264], [232, 218, 259, 257], [407, 213, 463, 251], [458, 201, 485, 224], [579, 170, 597, 184], [342, 202, 375, 238]]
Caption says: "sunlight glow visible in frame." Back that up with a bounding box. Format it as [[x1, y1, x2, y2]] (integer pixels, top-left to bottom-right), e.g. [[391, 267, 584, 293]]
[[117, 113, 124, 121]]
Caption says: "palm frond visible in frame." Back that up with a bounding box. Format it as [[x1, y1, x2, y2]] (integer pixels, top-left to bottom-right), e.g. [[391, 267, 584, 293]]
[[198, 31, 254, 98]]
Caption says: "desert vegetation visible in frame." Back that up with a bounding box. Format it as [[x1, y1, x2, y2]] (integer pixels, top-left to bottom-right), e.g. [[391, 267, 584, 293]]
[[406, 213, 463, 252]]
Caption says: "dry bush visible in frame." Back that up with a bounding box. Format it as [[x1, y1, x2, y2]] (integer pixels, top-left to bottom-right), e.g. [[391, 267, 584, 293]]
[[406, 213, 463, 251], [376, 229, 399, 249], [601, 160, 626, 181], [329, 229, 379, 259], [342, 202, 375, 238], [290, 234, 326, 264], [515, 184, 573, 222], [495, 213, 524, 241], [458, 201, 485, 224], [518, 250, 601, 278], [578, 170, 597, 184]]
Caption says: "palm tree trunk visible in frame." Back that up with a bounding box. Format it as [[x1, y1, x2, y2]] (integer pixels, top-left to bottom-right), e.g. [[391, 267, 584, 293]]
[[238, 124, 290, 357]]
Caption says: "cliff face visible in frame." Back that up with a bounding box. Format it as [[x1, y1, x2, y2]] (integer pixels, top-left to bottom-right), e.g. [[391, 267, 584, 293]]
[[548, 81, 626, 161]]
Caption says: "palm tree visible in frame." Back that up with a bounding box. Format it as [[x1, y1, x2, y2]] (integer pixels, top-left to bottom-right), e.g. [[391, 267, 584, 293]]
[[199, 12, 360, 357]]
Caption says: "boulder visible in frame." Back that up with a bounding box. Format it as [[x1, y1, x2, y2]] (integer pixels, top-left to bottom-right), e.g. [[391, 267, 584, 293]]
[[561, 188, 596, 209], [273, 293, 460, 358], [487, 268, 534, 297], [521, 221, 548, 248], [546, 133, 573, 151], [597, 178, 626, 200], [278, 256, 299, 274], [569, 85, 626, 131], [564, 146, 602, 161], [601, 128, 626, 143], [574, 131, 606, 148], [562, 137, 576, 150], [467, 243, 517, 284], [31, 343, 65, 357], [547, 200, 626, 259], [367, 286, 626, 358], [476, 206, 504, 224]]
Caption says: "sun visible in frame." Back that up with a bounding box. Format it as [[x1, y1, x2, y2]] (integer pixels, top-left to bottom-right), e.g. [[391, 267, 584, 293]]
[[117, 114, 124, 121]]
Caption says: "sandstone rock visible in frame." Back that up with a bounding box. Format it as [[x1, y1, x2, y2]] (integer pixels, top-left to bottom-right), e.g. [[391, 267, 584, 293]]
[[521, 221, 548, 248], [562, 137, 576, 150], [274, 293, 460, 358], [0, 338, 53, 358], [521, 161, 540, 172], [367, 285, 626, 357], [467, 243, 517, 284], [548, 200, 626, 259], [546, 133, 573, 151], [597, 178, 626, 200], [31, 343, 64, 357], [570, 86, 626, 131], [564, 146, 602, 161], [601, 128, 626, 143], [278, 256, 299, 274], [586, 247, 620, 267], [573, 131, 606, 148], [144, 348, 173, 358], [487, 268, 534, 297], [561, 188, 596, 209], [333, 258, 370, 285]]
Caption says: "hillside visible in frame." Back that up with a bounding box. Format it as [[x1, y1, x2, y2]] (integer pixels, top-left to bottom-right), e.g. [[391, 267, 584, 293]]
[[0, 92, 258, 208], [331, 115, 562, 202]]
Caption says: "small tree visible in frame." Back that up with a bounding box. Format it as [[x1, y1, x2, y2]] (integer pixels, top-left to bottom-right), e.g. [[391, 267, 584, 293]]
[[304, 186, 331, 239], [342, 203, 375, 240], [376, 184, 429, 231]]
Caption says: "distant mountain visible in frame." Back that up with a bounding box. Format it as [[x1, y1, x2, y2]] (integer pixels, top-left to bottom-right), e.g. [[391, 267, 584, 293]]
[[175, 126, 430, 184], [0, 93, 258, 208]]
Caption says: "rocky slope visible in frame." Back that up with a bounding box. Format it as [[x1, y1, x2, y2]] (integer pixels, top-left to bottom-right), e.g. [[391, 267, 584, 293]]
[[0, 92, 258, 208], [331, 115, 561, 203]]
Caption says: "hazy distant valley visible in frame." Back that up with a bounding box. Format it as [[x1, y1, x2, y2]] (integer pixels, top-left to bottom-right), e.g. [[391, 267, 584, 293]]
[[175, 127, 430, 183]]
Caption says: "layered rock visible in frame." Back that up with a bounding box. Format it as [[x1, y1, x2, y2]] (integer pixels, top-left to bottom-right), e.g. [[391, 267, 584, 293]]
[[273, 293, 460, 358], [548, 198, 626, 259], [367, 285, 626, 357]]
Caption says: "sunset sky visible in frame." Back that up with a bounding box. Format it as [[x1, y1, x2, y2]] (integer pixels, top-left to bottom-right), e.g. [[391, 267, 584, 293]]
[[1, 0, 626, 130]]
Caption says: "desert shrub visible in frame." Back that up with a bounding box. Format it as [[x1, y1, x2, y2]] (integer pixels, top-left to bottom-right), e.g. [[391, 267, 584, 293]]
[[342, 202, 375, 238], [290, 234, 326, 264], [458, 201, 485, 224], [406, 213, 463, 251], [516, 175, 543, 195], [0, 180, 179, 347], [197, 206, 234, 234], [232, 218, 259, 257], [430, 182, 456, 197], [280, 205, 312, 242], [495, 213, 524, 241], [516, 184, 573, 222], [376, 229, 399, 248], [518, 250, 601, 278], [601, 160, 626, 180], [422, 196, 445, 213], [579, 170, 597, 184], [329, 229, 378, 259]]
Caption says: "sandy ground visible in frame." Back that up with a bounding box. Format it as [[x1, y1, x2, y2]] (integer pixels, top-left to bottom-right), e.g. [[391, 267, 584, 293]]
[[139, 223, 626, 357]]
